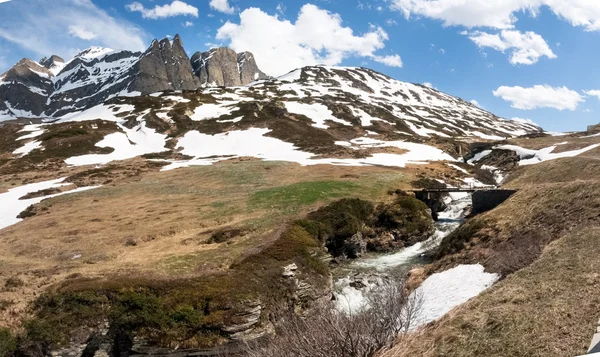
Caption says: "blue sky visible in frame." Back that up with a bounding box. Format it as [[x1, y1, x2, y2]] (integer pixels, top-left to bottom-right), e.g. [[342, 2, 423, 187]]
[[1, 0, 600, 132]]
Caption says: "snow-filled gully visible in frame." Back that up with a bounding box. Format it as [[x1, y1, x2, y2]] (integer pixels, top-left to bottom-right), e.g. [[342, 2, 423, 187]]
[[333, 193, 499, 329]]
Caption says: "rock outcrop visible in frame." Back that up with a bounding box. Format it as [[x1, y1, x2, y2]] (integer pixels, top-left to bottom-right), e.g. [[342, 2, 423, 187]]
[[191, 47, 267, 86], [0, 58, 54, 116], [131, 34, 200, 94], [39, 54, 65, 74], [238, 51, 267, 84]]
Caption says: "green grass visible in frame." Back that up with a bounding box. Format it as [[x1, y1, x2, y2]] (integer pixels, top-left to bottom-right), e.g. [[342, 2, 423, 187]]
[[249, 181, 360, 211]]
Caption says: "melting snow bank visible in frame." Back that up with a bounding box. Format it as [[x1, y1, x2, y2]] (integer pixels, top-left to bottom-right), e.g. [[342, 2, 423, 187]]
[[497, 144, 600, 165], [412, 264, 498, 327], [0, 179, 99, 231], [161, 128, 456, 171], [333, 193, 485, 325], [65, 122, 167, 166], [13, 140, 42, 156], [471, 143, 600, 166]]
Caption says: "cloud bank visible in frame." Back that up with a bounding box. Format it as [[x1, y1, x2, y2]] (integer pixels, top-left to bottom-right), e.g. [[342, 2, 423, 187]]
[[216, 4, 402, 76]]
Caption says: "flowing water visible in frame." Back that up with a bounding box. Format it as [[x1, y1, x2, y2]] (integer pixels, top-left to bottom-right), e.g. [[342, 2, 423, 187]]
[[333, 192, 474, 314]]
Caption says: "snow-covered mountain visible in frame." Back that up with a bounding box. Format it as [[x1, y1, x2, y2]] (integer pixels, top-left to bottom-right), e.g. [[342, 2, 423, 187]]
[[3, 62, 543, 176], [0, 35, 266, 120], [0, 34, 543, 176]]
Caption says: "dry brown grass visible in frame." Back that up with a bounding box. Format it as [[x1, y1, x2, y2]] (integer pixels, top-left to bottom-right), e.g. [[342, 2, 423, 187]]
[[506, 133, 600, 153], [0, 158, 440, 329], [383, 226, 600, 357], [381, 154, 600, 357]]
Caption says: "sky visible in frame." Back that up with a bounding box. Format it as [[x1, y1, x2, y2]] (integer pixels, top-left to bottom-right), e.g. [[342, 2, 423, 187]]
[[1, 0, 600, 132]]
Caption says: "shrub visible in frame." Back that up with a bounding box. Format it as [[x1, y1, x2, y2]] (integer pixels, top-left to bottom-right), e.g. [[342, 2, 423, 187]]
[[244, 274, 422, 357], [4, 277, 24, 289], [0, 329, 16, 357], [376, 197, 431, 231], [306, 198, 375, 256]]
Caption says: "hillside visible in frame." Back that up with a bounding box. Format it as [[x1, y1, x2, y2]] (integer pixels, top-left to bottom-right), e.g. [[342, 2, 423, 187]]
[[2, 34, 599, 357], [381, 140, 600, 357]]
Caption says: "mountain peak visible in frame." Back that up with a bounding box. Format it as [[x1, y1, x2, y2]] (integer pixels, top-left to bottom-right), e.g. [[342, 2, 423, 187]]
[[75, 47, 114, 61]]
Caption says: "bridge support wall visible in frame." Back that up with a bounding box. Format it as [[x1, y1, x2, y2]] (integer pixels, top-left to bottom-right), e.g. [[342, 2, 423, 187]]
[[471, 190, 516, 215]]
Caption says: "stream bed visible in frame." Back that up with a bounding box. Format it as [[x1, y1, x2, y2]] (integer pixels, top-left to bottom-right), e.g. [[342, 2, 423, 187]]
[[333, 192, 499, 327]]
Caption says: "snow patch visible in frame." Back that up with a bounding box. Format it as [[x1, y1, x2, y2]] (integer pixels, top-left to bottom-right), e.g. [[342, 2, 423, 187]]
[[0, 179, 99, 231], [65, 123, 167, 166], [412, 264, 499, 327]]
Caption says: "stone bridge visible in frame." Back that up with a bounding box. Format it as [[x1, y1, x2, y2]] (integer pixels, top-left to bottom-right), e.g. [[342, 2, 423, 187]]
[[409, 186, 516, 219]]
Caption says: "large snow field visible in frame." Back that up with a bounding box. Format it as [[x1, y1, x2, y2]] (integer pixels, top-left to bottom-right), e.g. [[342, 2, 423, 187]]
[[0, 179, 99, 231], [160, 128, 457, 171]]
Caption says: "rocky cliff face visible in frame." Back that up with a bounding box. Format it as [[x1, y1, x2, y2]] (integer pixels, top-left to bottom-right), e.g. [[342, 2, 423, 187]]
[[0, 35, 208, 119], [191, 47, 267, 86], [131, 34, 200, 94], [0, 59, 54, 117], [238, 51, 267, 84], [0, 35, 267, 121]]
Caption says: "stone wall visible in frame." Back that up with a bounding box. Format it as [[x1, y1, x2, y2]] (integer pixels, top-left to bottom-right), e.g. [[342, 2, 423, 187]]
[[472, 190, 516, 215]]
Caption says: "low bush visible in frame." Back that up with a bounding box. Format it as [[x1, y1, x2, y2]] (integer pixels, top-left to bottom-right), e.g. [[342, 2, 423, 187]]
[[0, 329, 16, 357]]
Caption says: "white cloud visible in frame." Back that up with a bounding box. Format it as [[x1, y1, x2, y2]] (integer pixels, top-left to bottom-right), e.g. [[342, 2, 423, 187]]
[[470, 99, 484, 108], [210, 0, 235, 14], [423, 82, 435, 88], [511, 117, 539, 126], [468, 30, 556, 65], [390, 0, 600, 31], [216, 4, 402, 76], [276, 3, 286, 15], [585, 90, 600, 100], [0, 0, 12, 3], [493, 85, 585, 110], [372, 54, 403, 67], [439, 48, 445, 54], [183, 21, 194, 28], [385, 19, 398, 26], [127, 1, 198, 19], [0, 0, 148, 60], [68, 25, 96, 40]]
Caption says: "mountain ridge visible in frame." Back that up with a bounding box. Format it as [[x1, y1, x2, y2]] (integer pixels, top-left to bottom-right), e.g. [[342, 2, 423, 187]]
[[0, 34, 267, 120]]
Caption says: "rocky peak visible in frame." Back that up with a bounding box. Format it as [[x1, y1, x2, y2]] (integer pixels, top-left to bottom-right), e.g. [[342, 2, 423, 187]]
[[130, 34, 199, 94], [2, 58, 53, 84], [238, 51, 267, 84], [191, 47, 267, 87], [0, 58, 54, 117], [39, 55, 64, 69]]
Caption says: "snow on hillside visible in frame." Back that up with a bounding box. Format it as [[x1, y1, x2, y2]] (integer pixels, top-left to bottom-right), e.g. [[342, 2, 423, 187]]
[[412, 264, 499, 327], [161, 128, 456, 171], [0, 179, 99, 231], [472, 143, 600, 166], [4, 64, 545, 170], [65, 122, 168, 166]]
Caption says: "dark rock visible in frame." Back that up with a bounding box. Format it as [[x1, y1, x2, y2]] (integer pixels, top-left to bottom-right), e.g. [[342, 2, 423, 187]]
[[131, 34, 200, 94], [0, 58, 54, 116], [344, 232, 367, 259], [191, 47, 267, 86], [39, 55, 65, 70], [237, 51, 267, 84]]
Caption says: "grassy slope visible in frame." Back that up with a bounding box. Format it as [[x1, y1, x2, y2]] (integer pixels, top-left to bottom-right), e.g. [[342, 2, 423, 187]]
[[383, 148, 600, 357], [0, 159, 416, 330]]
